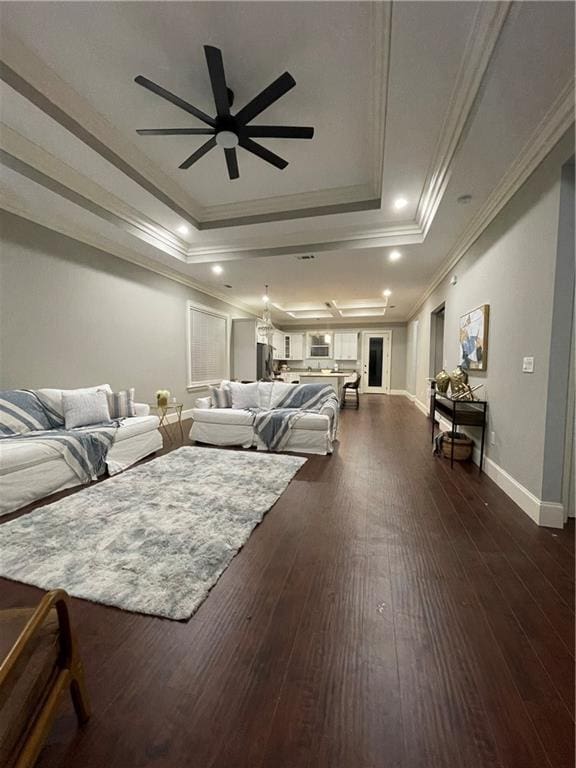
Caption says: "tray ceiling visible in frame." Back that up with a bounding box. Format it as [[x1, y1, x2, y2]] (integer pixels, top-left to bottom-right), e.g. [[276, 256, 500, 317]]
[[0, 1, 574, 321]]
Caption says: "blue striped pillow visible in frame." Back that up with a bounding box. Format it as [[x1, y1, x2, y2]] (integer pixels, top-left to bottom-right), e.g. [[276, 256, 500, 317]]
[[105, 388, 136, 418], [209, 384, 232, 408], [0, 389, 60, 435]]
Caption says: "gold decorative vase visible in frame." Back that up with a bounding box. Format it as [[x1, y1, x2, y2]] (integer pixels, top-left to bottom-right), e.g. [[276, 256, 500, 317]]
[[435, 369, 450, 394]]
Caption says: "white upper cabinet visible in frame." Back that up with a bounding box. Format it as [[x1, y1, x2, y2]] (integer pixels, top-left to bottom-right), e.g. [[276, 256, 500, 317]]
[[333, 332, 358, 360], [272, 330, 285, 359], [288, 333, 304, 360]]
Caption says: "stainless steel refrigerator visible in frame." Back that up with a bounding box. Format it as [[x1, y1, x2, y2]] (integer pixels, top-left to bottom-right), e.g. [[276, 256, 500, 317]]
[[256, 342, 273, 380]]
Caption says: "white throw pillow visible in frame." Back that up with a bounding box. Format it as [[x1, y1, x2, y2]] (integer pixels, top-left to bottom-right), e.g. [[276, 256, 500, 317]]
[[37, 385, 112, 418], [257, 382, 274, 410], [229, 381, 260, 410], [62, 390, 111, 429], [269, 381, 298, 409]]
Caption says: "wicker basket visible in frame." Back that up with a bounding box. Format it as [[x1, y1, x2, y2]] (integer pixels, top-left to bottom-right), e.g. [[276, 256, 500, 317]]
[[441, 431, 473, 461]]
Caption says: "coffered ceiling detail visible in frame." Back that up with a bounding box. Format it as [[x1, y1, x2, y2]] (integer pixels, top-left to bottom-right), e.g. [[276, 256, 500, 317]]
[[1, 1, 574, 322]]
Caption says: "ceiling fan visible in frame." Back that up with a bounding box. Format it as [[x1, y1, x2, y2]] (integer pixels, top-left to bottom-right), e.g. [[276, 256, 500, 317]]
[[134, 45, 314, 180]]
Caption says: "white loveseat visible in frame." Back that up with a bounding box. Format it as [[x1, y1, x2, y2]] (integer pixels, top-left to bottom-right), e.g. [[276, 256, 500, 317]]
[[189, 381, 337, 455], [0, 385, 163, 516]]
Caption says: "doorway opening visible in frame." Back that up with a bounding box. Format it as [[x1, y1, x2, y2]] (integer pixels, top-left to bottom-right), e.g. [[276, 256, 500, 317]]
[[429, 303, 445, 378]]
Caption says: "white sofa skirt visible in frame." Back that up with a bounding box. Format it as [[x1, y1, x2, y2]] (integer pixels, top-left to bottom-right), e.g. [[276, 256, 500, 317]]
[[0, 417, 163, 517], [190, 421, 254, 449], [253, 430, 332, 455], [0, 456, 81, 517]]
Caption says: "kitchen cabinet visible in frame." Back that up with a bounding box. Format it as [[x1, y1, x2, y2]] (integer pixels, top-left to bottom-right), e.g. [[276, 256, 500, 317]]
[[333, 332, 358, 360], [286, 333, 304, 360], [272, 330, 285, 360]]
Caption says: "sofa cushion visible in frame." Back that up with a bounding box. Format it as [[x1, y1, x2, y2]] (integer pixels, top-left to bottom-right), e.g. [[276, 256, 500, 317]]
[[269, 381, 298, 408], [62, 390, 110, 429], [292, 412, 330, 431], [229, 382, 259, 410], [113, 415, 160, 443], [191, 408, 255, 426], [257, 382, 274, 410], [36, 385, 112, 418]]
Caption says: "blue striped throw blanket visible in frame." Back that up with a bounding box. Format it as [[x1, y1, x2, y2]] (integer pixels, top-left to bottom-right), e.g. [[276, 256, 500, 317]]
[[0, 389, 118, 483], [251, 383, 339, 452]]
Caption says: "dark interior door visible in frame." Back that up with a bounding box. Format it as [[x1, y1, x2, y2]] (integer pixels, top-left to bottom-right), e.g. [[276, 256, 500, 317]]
[[368, 337, 383, 387]]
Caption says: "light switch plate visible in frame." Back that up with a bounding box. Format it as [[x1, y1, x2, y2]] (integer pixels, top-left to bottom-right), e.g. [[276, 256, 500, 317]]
[[522, 356, 535, 373]]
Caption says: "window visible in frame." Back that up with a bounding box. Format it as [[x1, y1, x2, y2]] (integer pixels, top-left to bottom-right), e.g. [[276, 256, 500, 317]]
[[186, 301, 230, 389], [308, 333, 332, 358]]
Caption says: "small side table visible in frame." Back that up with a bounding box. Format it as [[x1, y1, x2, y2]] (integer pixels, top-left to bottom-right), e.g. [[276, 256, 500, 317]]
[[149, 402, 184, 443]]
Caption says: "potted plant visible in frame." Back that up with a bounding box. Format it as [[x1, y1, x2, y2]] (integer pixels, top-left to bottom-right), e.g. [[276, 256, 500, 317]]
[[156, 389, 170, 407]]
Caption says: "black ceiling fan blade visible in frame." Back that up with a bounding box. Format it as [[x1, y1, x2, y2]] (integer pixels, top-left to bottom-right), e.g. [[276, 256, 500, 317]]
[[239, 137, 288, 170], [136, 128, 215, 135], [224, 148, 239, 180], [234, 72, 296, 125], [243, 126, 314, 139], [179, 136, 217, 169], [204, 46, 231, 118], [135, 75, 216, 127]]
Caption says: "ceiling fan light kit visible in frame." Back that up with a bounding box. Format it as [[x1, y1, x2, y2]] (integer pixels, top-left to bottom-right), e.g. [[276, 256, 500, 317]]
[[135, 45, 314, 180]]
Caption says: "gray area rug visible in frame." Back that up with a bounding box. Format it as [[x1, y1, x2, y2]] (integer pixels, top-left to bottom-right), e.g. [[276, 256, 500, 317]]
[[0, 447, 306, 620]]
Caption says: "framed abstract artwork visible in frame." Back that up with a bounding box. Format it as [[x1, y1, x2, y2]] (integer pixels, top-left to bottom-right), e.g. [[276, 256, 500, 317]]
[[459, 304, 489, 371]]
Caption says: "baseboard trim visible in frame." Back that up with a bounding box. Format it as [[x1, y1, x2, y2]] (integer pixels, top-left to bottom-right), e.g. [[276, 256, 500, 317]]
[[479, 454, 565, 529], [389, 389, 410, 397], [161, 408, 194, 425], [405, 394, 565, 529]]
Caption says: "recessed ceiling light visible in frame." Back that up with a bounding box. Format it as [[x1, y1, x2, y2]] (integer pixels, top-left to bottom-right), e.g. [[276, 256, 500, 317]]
[[389, 250, 402, 262], [383, 289, 392, 297], [177, 224, 190, 235], [393, 197, 408, 210], [211, 265, 223, 275]]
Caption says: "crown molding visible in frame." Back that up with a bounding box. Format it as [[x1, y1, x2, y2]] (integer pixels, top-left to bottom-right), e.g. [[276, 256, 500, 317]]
[[0, 121, 424, 262], [408, 79, 575, 319], [370, 0, 392, 201], [0, 123, 189, 261], [184, 221, 423, 263], [0, 29, 203, 228], [200, 184, 376, 222], [0, 192, 259, 318], [416, 1, 512, 236], [0, 19, 391, 230]]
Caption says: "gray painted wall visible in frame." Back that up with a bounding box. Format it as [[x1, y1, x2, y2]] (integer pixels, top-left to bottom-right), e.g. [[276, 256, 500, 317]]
[[0, 212, 254, 408], [406, 132, 574, 499]]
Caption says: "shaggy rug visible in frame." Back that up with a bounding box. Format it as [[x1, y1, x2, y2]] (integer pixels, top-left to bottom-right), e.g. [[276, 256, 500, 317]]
[[0, 447, 306, 620]]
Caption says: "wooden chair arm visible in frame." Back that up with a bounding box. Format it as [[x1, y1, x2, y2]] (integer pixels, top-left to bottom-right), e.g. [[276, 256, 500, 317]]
[[0, 589, 75, 687]]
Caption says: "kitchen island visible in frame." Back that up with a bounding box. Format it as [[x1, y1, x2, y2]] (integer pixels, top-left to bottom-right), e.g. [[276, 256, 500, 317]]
[[297, 371, 353, 400]]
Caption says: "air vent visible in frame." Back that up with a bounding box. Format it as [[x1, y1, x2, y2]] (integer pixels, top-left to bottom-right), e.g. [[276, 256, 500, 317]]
[[295, 254, 315, 260]]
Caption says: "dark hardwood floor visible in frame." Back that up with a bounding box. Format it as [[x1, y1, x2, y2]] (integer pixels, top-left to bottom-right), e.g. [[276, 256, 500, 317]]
[[1, 396, 574, 768]]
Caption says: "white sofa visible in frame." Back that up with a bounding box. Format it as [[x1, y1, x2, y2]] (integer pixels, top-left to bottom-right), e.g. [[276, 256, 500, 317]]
[[189, 381, 337, 455], [0, 385, 163, 516]]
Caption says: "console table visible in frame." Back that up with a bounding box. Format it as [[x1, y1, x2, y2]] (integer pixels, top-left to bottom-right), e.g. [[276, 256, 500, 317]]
[[431, 392, 488, 472]]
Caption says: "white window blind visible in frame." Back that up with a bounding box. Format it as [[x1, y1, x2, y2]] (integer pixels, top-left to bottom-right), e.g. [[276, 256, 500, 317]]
[[187, 302, 229, 388]]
